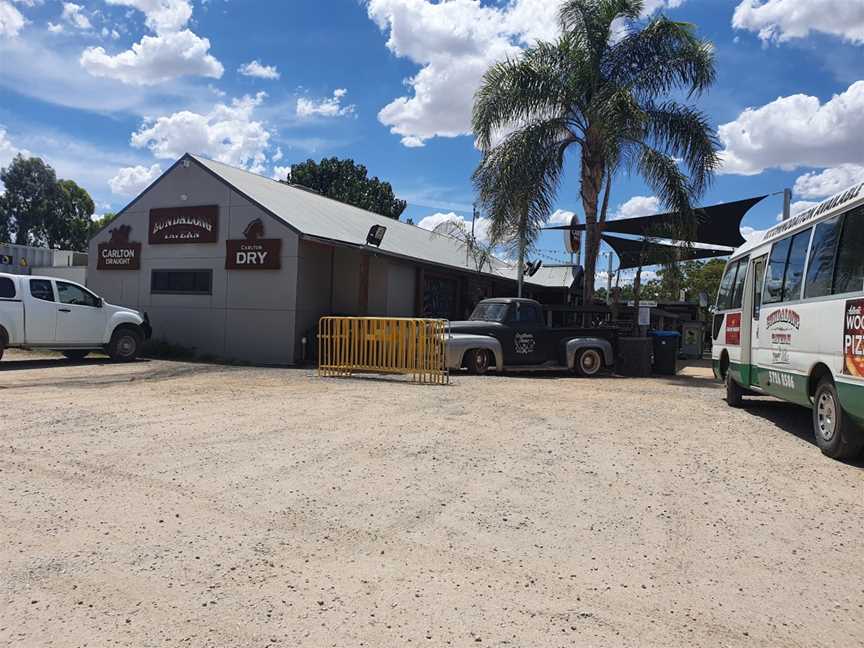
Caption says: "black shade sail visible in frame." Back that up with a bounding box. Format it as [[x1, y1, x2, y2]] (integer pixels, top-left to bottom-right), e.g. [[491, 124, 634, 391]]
[[545, 195, 767, 248], [603, 234, 732, 270]]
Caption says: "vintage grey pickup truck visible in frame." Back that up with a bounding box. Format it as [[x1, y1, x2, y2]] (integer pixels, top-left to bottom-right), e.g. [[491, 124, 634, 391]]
[[446, 298, 616, 376]]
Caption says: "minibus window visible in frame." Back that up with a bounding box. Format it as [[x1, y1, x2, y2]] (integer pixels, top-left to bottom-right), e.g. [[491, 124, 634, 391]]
[[805, 215, 842, 299], [716, 261, 738, 310], [833, 206, 864, 294], [730, 257, 749, 309], [752, 257, 765, 320], [782, 228, 811, 302], [764, 238, 791, 304]]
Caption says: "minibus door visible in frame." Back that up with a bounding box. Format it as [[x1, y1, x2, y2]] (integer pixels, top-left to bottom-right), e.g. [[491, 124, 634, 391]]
[[745, 256, 767, 387]]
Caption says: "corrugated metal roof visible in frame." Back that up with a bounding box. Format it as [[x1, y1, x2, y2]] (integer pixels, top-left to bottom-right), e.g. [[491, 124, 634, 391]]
[[191, 154, 571, 288]]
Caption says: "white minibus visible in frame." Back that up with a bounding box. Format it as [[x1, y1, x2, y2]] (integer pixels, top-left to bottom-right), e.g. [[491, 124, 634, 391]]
[[712, 181, 864, 459]]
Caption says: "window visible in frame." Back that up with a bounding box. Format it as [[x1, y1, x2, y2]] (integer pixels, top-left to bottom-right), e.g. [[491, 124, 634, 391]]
[[752, 257, 766, 320], [29, 279, 54, 302], [0, 277, 15, 299], [470, 302, 508, 322], [514, 302, 542, 323], [151, 269, 212, 295], [57, 281, 100, 307], [716, 257, 748, 311], [804, 215, 842, 299], [782, 229, 811, 302], [764, 238, 791, 304], [833, 206, 864, 294]]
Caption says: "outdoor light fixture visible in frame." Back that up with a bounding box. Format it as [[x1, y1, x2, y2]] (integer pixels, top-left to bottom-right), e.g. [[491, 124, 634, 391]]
[[366, 224, 387, 247], [525, 260, 543, 277]]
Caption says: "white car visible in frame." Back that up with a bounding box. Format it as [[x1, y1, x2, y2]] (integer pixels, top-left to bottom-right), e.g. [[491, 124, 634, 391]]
[[0, 272, 151, 362]]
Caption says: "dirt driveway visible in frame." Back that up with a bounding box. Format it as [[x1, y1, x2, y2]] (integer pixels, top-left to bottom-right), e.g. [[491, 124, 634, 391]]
[[1, 350, 861, 647]]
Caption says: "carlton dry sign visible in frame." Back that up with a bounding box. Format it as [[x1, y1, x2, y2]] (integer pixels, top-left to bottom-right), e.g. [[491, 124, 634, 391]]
[[225, 218, 281, 270], [150, 205, 219, 244], [97, 225, 141, 270]]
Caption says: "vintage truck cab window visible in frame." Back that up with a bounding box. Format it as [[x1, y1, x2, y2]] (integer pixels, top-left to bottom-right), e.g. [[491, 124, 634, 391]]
[[470, 302, 509, 322]]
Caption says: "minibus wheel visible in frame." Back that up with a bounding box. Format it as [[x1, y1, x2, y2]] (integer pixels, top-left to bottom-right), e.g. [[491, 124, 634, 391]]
[[726, 373, 744, 407], [813, 378, 864, 460]]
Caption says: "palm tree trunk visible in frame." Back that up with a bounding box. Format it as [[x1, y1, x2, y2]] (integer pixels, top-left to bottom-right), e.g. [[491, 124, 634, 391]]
[[579, 133, 605, 307], [516, 210, 527, 298]]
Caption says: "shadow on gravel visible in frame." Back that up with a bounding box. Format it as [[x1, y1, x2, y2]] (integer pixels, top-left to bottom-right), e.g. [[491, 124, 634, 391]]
[[743, 399, 864, 469], [0, 357, 126, 371]]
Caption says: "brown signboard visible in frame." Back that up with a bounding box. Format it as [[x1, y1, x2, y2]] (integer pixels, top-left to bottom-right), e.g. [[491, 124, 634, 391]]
[[97, 224, 141, 270], [150, 205, 219, 244], [225, 218, 281, 270]]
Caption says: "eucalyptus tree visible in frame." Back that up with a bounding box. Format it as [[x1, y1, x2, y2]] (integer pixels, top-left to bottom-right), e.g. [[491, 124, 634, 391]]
[[472, 0, 720, 302]]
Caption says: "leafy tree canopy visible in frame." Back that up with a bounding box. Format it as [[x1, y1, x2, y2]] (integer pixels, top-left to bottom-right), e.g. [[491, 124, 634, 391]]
[[0, 154, 95, 251], [281, 157, 407, 220]]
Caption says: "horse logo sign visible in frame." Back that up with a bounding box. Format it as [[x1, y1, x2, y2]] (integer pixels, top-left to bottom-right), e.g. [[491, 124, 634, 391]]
[[97, 224, 141, 270], [225, 218, 282, 270]]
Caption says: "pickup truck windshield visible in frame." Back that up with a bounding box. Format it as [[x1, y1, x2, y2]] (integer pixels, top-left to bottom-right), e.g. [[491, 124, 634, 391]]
[[469, 302, 509, 322]]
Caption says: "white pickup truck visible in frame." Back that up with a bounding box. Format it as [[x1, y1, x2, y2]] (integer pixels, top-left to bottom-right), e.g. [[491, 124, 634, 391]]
[[0, 272, 151, 362]]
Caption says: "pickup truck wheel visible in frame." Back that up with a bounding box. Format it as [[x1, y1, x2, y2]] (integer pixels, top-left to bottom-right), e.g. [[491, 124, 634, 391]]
[[574, 348, 603, 377], [62, 350, 90, 360], [466, 349, 492, 376], [108, 327, 142, 362]]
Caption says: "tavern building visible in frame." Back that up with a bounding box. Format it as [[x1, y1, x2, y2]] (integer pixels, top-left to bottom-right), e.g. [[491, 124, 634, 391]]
[[88, 153, 571, 364]]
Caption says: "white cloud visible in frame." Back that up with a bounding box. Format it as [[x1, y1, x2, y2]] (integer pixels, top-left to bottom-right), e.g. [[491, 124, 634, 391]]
[[793, 164, 864, 199], [548, 209, 576, 225], [417, 211, 492, 245], [105, 0, 192, 34], [238, 59, 280, 80], [296, 88, 355, 118], [108, 163, 162, 195], [81, 29, 223, 85], [47, 21, 63, 33], [80, 0, 222, 85], [271, 146, 283, 162], [732, 0, 864, 45], [776, 200, 820, 223], [62, 3, 91, 30], [612, 195, 660, 220], [271, 165, 290, 181], [366, 0, 685, 148], [0, 128, 30, 170], [718, 81, 864, 175], [130, 92, 271, 173], [0, 1, 26, 38]]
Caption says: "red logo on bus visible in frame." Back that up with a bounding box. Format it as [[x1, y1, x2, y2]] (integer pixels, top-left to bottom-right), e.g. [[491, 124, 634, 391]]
[[725, 312, 742, 345]]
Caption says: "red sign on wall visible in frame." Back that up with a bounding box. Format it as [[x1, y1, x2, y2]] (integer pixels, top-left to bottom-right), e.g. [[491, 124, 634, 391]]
[[843, 299, 864, 378], [725, 312, 742, 346]]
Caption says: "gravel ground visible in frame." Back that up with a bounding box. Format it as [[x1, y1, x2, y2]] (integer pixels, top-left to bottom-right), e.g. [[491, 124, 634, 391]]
[[1, 349, 862, 648]]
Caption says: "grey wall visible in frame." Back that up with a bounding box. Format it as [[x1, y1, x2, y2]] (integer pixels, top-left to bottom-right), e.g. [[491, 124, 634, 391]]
[[88, 162, 300, 365]]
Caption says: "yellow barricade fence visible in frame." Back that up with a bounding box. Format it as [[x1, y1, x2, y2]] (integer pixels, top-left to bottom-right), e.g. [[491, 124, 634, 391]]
[[318, 317, 449, 385]]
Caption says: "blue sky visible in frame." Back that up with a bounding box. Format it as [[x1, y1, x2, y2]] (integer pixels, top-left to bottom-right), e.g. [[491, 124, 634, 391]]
[[1, 0, 863, 279]]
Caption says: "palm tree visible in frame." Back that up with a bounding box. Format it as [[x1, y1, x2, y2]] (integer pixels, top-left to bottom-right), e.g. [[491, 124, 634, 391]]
[[472, 0, 720, 303]]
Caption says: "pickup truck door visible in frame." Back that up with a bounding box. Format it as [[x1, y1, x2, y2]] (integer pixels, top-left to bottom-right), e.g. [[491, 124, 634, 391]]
[[25, 278, 58, 343], [503, 302, 546, 365], [54, 281, 107, 344]]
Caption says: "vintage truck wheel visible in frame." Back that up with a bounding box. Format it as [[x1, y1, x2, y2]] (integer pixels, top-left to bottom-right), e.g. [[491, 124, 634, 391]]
[[574, 348, 603, 377], [466, 349, 492, 375]]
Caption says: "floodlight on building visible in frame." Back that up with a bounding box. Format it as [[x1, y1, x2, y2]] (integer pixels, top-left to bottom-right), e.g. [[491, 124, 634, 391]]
[[366, 225, 387, 247]]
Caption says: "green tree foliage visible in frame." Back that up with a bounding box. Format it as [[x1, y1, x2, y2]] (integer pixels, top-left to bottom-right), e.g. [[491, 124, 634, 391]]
[[282, 158, 407, 220], [472, 0, 719, 302], [89, 212, 117, 238], [0, 154, 96, 251]]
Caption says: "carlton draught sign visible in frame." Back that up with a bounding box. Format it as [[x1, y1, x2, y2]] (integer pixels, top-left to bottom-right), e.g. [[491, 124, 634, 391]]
[[97, 225, 141, 270], [843, 299, 864, 378]]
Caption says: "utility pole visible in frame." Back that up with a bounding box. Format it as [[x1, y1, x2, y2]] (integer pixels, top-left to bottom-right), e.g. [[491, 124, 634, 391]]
[[782, 188, 792, 221], [606, 252, 613, 304]]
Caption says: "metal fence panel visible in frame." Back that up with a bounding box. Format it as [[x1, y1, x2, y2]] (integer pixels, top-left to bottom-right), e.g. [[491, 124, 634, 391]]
[[318, 317, 449, 385]]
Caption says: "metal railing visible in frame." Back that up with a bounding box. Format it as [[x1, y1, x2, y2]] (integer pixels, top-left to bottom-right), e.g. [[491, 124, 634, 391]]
[[318, 317, 449, 385]]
